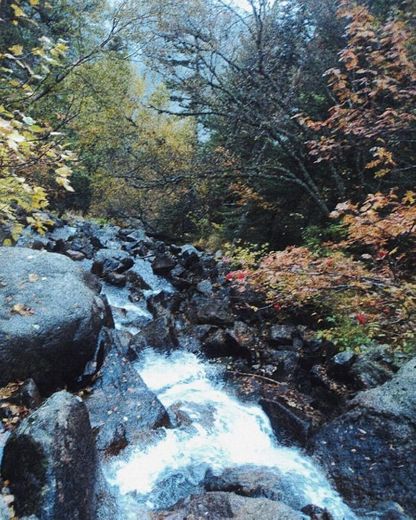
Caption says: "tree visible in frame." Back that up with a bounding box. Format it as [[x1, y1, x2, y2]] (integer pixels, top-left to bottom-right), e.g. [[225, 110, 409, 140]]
[[0, 0, 75, 238], [298, 1, 416, 193]]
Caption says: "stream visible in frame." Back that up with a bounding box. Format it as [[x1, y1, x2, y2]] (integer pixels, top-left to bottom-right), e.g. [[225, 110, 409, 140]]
[[98, 259, 357, 520]]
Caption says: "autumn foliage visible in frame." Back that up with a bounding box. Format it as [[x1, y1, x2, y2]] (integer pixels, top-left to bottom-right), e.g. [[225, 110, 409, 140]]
[[0, 0, 74, 238], [227, 2, 416, 352], [297, 1, 416, 179]]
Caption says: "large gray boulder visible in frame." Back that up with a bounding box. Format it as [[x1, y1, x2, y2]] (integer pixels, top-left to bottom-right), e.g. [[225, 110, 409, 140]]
[[152, 492, 303, 520], [0, 247, 107, 390], [1, 391, 97, 520], [312, 357, 416, 515], [86, 329, 170, 455]]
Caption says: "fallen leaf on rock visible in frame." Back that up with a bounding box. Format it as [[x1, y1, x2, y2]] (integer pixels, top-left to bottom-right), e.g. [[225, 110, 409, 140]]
[[11, 303, 34, 316]]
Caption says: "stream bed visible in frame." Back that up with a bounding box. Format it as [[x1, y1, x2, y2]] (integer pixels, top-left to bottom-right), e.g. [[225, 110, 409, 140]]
[[97, 251, 357, 519]]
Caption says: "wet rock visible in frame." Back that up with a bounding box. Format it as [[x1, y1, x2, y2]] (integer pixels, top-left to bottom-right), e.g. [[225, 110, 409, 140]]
[[86, 329, 170, 455], [2, 391, 97, 520], [92, 249, 133, 278], [105, 272, 127, 287], [49, 225, 77, 243], [349, 345, 400, 390], [301, 504, 333, 520], [190, 295, 234, 326], [257, 383, 323, 445], [122, 228, 147, 244], [268, 350, 300, 381], [10, 379, 42, 410], [204, 466, 301, 509], [202, 328, 251, 360], [146, 291, 182, 319], [131, 316, 179, 352], [152, 254, 177, 275], [269, 324, 298, 346], [327, 351, 356, 381], [179, 244, 201, 268], [167, 403, 194, 429], [153, 492, 303, 519], [170, 276, 193, 290], [127, 270, 151, 291], [68, 236, 94, 259], [92, 225, 121, 249], [0, 247, 106, 391], [197, 280, 214, 296], [65, 249, 85, 261], [312, 357, 416, 515]]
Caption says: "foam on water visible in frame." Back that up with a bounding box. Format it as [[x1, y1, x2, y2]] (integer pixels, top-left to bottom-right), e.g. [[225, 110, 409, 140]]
[[105, 349, 356, 519]]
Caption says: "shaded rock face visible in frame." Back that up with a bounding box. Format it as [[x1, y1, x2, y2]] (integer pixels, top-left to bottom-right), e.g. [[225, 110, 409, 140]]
[[312, 357, 416, 515], [152, 492, 304, 520], [2, 391, 97, 520], [86, 329, 170, 455], [0, 247, 106, 391]]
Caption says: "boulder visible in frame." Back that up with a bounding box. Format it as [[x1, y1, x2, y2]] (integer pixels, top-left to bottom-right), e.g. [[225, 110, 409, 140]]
[[130, 316, 179, 352], [268, 350, 300, 381], [152, 254, 177, 275], [68, 236, 94, 259], [0, 247, 106, 390], [152, 492, 303, 520], [92, 249, 133, 278], [312, 357, 416, 515], [190, 295, 234, 326], [202, 328, 251, 360], [65, 249, 86, 261], [301, 504, 333, 520], [327, 351, 356, 381], [204, 466, 300, 509], [85, 329, 170, 455], [269, 324, 298, 346], [348, 345, 403, 390], [197, 280, 214, 296], [2, 391, 97, 520]]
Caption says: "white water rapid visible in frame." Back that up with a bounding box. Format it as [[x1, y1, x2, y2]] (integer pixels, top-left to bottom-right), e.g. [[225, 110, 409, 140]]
[[104, 348, 356, 519]]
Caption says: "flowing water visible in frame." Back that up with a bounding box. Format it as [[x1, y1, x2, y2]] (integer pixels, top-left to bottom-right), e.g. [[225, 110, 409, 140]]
[[100, 258, 356, 520]]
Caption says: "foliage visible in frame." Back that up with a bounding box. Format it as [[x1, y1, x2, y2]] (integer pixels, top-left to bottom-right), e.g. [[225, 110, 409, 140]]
[[0, 1, 74, 238], [331, 191, 416, 276], [297, 1, 416, 183], [222, 240, 270, 270], [225, 1, 416, 352], [231, 246, 416, 350]]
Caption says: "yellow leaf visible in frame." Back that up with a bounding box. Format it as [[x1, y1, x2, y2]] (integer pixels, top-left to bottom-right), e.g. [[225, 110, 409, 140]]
[[403, 191, 415, 205], [29, 0, 40, 5], [8, 44, 24, 56], [11, 4, 25, 17]]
